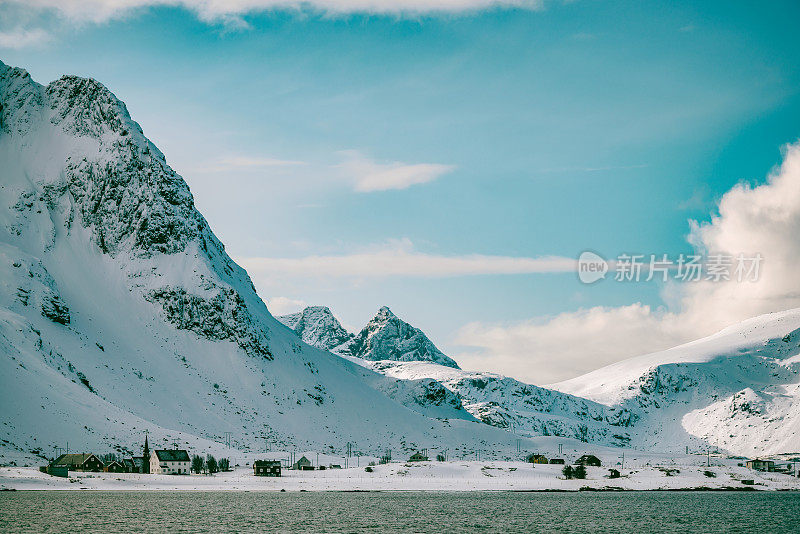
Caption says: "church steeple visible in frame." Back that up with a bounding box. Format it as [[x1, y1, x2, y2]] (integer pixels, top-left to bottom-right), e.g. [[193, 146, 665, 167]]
[[142, 433, 150, 474]]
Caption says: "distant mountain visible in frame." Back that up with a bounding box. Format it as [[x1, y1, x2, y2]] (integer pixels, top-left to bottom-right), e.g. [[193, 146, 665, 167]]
[[296, 304, 800, 456], [279, 306, 460, 369], [278, 306, 353, 352], [281, 306, 633, 445], [551, 309, 800, 456]]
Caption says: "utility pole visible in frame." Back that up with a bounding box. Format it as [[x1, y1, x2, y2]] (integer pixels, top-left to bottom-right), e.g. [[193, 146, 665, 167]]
[[707, 449, 710, 467], [621, 452, 625, 469]]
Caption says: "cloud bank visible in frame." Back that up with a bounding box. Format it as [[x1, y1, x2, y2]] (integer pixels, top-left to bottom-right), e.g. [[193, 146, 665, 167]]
[[456, 141, 800, 385], [0, 27, 51, 49], [238, 238, 575, 279], [4, 0, 545, 24]]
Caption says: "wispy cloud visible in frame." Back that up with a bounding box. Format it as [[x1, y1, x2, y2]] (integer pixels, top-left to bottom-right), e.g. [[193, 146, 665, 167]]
[[8, 0, 547, 25], [238, 238, 574, 279], [339, 150, 455, 192], [0, 27, 51, 49]]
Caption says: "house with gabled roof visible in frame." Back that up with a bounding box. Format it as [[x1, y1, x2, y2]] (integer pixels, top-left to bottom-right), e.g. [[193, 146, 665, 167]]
[[51, 453, 104, 472], [150, 449, 191, 475]]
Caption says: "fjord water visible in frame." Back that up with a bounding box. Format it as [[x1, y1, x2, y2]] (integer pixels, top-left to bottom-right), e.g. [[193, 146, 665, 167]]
[[2, 491, 799, 533]]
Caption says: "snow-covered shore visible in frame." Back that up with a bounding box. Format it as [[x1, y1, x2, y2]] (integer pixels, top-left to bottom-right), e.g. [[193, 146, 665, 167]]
[[3, 461, 798, 492]]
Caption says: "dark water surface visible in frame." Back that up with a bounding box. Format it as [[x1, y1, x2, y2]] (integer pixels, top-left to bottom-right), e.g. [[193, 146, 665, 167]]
[[2, 491, 799, 533]]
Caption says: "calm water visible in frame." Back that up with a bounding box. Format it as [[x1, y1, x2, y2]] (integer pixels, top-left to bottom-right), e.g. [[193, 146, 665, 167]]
[[1, 491, 799, 533]]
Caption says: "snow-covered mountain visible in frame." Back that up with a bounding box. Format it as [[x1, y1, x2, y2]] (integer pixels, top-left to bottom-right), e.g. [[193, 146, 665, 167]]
[[283, 307, 636, 446], [289, 304, 800, 456], [280, 305, 460, 369], [552, 309, 800, 456], [278, 306, 353, 352], [0, 61, 527, 465]]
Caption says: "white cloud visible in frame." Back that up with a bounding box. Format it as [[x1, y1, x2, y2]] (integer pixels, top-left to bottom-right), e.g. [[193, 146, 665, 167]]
[[456, 141, 800, 385], [456, 304, 688, 384], [237, 238, 575, 279], [338, 150, 455, 192], [266, 296, 307, 316], [0, 27, 51, 49], [6, 0, 546, 24]]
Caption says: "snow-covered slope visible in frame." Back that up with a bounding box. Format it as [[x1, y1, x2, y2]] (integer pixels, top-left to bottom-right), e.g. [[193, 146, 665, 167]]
[[0, 61, 527, 465], [552, 309, 800, 455], [363, 360, 636, 447]]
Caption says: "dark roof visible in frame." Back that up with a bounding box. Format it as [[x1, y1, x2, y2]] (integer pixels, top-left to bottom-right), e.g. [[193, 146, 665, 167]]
[[52, 453, 99, 466], [254, 460, 281, 466], [154, 449, 190, 462]]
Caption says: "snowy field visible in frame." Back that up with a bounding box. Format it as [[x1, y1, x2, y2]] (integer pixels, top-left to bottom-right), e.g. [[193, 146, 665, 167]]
[[3, 460, 799, 492]]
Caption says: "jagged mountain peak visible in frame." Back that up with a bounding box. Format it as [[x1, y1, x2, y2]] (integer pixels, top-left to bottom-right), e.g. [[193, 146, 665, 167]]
[[347, 306, 461, 369], [277, 306, 353, 352], [277, 305, 461, 369]]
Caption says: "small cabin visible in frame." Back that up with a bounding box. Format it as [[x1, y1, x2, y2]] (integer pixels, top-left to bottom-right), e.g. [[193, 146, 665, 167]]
[[104, 460, 126, 473], [576, 454, 602, 467], [746, 459, 775, 472], [409, 452, 428, 462], [527, 454, 548, 464], [608, 468, 620, 479], [253, 460, 281, 477], [292, 456, 312, 470], [549, 458, 565, 465]]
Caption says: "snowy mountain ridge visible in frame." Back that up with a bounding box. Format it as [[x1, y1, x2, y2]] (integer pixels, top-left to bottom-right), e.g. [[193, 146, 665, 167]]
[[289, 304, 800, 456]]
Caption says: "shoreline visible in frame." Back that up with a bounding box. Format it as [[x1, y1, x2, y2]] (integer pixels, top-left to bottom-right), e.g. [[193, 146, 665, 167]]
[[2, 462, 798, 493]]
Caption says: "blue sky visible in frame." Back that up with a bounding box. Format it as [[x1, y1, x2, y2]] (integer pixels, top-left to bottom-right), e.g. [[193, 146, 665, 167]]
[[3, 0, 800, 381]]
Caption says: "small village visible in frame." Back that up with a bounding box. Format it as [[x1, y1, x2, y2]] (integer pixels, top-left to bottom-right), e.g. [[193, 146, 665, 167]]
[[29, 434, 800, 491]]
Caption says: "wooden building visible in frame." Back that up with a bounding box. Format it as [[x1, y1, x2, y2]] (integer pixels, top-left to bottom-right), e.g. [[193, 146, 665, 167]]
[[549, 458, 565, 465], [104, 460, 126, 473], [746, 459, 775, 472], [408, 451, 429, 462], [576, 454, 602, 467], [527, 454, 549, 464], [292, 456, 312, 470], [253, 460, 282, 477], [51, 453, 104, 472]]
